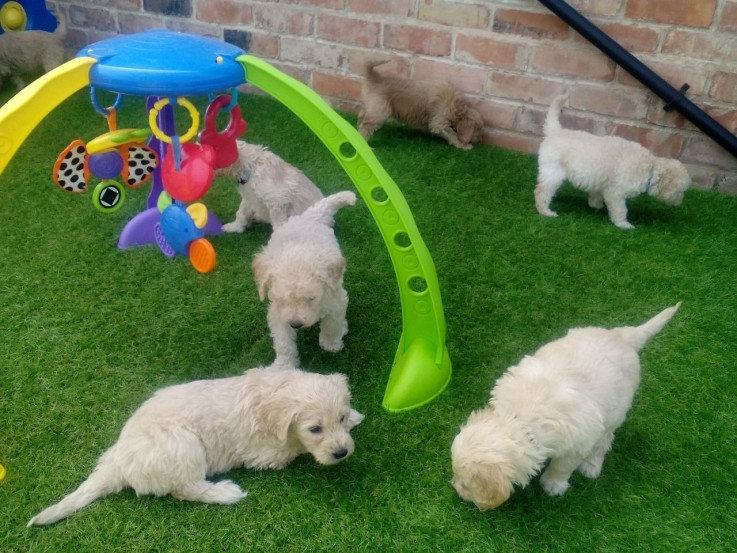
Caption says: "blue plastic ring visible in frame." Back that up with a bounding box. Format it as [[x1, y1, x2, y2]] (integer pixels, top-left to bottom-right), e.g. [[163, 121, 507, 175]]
[[90, 87, 124, 116], [208, 88, 239, 112]]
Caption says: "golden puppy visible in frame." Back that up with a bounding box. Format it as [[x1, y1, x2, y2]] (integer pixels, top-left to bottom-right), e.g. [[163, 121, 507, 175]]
[[0, 12, 66, 91], [358, 60, 484, 149], [28, 366, 364, 526], [536, 94, 691, 229], [452, 303, 680, 510]]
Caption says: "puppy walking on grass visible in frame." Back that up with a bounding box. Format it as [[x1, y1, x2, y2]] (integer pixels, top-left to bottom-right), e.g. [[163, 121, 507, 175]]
[[253, 191, 356, 368], [28, 367, 364, 526], [535, 94, 690, 229], [358, 60, 484, 150], [452, 303, 681, 511]]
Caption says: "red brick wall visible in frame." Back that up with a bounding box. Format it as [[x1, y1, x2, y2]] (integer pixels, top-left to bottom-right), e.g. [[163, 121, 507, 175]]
[[53, 0, 737, 192]]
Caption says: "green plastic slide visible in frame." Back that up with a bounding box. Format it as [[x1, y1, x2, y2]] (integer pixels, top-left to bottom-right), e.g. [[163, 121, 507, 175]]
[[237, 56, 451, 412]]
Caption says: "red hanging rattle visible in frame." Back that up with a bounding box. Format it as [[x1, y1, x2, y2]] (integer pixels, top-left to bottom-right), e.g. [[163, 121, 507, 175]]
[[198, 94, 247, 169]]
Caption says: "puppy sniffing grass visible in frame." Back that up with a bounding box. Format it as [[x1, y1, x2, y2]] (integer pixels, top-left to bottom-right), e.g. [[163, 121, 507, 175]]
[[217, 140, 324, 232], [0, 11, 67, 91], [535, 94, 690, 229], [452, 303, 681, 510], [28, 367, 364, 526], [358, 60, 484, 149]]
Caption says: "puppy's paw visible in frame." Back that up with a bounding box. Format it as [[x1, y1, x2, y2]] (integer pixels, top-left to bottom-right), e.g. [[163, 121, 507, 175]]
[[319, 335, 344, 352], [221, 221, 246, 234], [614, 221, 635, 230], [577, 458, 603, 479], [539, 209, 558, 218], [540, 474, 570, 497]]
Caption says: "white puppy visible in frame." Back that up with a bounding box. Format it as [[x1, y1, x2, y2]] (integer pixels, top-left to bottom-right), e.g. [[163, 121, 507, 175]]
[[218, 140, 324, 232], [252, 191, 356, 367], [535, 94, 690, 229], [0, 12, 66, 91], [452, 303, 681, 510], [28, 366, 364, 526]]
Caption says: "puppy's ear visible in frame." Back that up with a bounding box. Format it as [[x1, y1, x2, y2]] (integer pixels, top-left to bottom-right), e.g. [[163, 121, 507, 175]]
[[259, 396, 299, 444], [347, 409, 365, 430], [463, 462, 514, 511], [318, 255, 346, 286], [456, 115, 476, 145], [252, 252, 272, 301], [452, 94, 470, 118]]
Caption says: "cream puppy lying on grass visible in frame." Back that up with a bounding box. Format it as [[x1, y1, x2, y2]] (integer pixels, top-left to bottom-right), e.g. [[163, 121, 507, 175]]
[[452, 303, 681, 510], [28, 366, 364, 526]]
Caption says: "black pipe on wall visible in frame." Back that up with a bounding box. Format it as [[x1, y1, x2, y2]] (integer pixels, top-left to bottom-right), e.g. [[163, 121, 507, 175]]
[[537, 0, 737, 159]]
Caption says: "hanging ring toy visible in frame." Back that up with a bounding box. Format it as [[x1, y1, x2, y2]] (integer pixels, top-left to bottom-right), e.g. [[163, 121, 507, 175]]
[[90, 86, 123, 117], [148, 97, 200, 144], [207, 88, 239, 112]]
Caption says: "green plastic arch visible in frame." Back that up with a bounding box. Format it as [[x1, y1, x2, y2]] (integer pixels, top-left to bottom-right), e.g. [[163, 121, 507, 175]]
[[237, 56, 451, 412]]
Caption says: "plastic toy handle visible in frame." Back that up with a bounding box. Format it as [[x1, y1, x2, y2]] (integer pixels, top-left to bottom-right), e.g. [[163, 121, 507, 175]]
[[0, 57, 96, 176], [237, 54, 451, 412], [148, 97, 200, 144]]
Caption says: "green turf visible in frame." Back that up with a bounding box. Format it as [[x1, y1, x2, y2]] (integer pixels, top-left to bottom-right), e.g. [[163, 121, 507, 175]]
[[1, 89, 735, 552]]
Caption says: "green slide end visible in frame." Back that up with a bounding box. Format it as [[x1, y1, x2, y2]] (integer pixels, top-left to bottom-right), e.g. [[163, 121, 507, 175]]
[[237, 55, 451, 412]]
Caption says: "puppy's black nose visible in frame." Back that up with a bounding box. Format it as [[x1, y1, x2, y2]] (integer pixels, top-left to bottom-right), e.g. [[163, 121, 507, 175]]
[[332, 448, 348, 460], [289, 320, 303, 329]]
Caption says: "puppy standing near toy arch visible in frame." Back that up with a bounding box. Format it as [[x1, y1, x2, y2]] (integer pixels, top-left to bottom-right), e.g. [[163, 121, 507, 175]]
[[0, 30, 451, 412]]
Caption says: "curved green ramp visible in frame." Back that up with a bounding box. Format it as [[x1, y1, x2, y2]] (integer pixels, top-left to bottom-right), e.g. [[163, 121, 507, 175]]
[[237, 56, 451, 412]]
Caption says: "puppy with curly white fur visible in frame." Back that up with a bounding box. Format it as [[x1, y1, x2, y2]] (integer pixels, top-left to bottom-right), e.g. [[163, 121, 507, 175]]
[[218, 140, 324, 233], [451, 303, 680, 511], [253, 191, 356, 367], [0, 11, 66, 91], [535, 94, 690, 229], [28, 366, 364, 526]]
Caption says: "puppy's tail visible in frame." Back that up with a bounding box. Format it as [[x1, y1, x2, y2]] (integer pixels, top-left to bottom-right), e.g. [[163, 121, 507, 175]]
[[617, 302, 681, 352], [28, 449, 125, 527], [544, 93, 569, 135], [301, 191, 357, 227], [52, 9, 67, 37], [364, 59, 391, 82]]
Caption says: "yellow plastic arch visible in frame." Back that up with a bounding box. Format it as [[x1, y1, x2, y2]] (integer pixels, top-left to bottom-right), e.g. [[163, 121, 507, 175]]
[[0, 56, 96, 175]]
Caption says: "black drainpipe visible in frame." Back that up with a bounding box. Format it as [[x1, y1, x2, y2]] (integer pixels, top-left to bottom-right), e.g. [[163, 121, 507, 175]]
[[537, 0, 737, 159]]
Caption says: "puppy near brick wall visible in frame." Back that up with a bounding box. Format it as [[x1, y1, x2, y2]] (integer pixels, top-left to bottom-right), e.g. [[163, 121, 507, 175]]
[[252, 191, 356, 368], [451, 303, 680, 511], [535, 94, 690, 229], [217, 140, 324, 233], [28, 366, 364, 526], [358, 60, 484, 150], [0, 11, 67, 91]]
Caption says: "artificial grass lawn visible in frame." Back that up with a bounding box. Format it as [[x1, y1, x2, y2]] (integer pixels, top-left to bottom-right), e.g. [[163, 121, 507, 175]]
[[1, 88, 736, 552]]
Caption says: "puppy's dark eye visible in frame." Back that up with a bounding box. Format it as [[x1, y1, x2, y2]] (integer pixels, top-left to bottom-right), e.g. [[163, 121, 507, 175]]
[[307, 297, 317, 304], [339, 415, 346, 424], [309, 425, 322, 434]]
